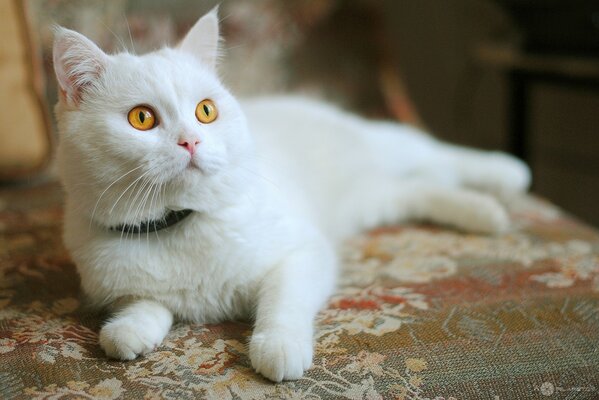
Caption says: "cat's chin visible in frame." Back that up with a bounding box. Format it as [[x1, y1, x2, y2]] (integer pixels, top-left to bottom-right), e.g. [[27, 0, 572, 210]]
[[181, 164, 210, 180], [186, 158, 225, 178]]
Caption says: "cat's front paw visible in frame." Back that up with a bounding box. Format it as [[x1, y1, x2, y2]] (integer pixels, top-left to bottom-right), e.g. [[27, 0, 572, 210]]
[[99, 320, 163, 360], [249, 329, 313, 382]]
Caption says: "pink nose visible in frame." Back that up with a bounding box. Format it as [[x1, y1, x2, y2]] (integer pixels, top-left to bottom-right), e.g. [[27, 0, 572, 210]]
[[178, 138, 200, 155]]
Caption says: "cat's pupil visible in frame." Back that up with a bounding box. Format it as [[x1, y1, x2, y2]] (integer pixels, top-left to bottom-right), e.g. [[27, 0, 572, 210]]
[[203, 105, 210, 115], [139, 112, 145, 123]]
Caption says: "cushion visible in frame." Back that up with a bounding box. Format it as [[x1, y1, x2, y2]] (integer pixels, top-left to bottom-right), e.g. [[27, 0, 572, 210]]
[[0, 1, 51, 181], [1, 182, 598, 399]]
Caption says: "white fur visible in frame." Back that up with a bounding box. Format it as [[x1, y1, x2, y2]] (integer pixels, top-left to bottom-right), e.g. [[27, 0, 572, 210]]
[[53, 10, 530, 382]]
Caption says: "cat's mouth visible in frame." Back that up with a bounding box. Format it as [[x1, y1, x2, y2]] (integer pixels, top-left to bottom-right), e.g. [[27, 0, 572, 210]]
[[187, 159, 203, 172], [184, 156, 220, 176], [179, 153, 205, 174]]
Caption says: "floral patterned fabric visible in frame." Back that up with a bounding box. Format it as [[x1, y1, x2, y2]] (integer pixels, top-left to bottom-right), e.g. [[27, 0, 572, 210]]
[[1, 181, 598, 399], [14, 1, 598, 398]]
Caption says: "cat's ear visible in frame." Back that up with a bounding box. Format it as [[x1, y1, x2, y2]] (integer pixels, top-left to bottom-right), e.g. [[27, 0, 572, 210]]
[[53, 27, 109, 105], [178, 7, 220, 70]]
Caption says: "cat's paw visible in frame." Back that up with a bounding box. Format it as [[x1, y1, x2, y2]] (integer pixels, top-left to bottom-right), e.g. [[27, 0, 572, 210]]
[[461, 195, 510, 234], [478, 153, 532, 197], [99, 320, 163, 360], [249, 329, 313, 382]]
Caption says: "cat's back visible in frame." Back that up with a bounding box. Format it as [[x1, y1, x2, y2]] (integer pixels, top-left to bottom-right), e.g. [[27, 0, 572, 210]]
[[241, 96, 367, 226], [242, 95, 436, 175], [241, 95, 440, 238], [242, 96, 364, 158]]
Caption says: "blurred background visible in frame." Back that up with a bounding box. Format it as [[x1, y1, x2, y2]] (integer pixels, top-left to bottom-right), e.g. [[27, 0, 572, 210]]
[[2, 0, 598, 226]]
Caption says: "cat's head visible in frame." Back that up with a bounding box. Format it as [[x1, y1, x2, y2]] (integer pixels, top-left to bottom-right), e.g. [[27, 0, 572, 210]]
[[53, 9, 253, 227]]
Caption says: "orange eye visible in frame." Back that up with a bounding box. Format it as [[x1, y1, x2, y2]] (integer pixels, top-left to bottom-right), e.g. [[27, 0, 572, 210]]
[[128, 106, 157, 130], [195, 99, 218, 123]]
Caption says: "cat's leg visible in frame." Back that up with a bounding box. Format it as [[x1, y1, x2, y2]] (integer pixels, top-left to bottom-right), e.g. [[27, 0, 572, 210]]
[[439, 144, 531, 197], [99, 299, 173, 360], [403, 185, 510, 233], [249, 239, 336, 382], [338, 178, 510, 235]]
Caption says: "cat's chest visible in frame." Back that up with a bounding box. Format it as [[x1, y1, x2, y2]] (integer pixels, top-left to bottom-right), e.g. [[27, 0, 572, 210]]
[[116, 216, 275, 321], [74, 204, 299, 321], [147, 218, 262, 279]]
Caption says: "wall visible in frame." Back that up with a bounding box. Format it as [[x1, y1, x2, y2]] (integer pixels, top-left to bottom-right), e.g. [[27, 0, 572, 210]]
[[381, 0, 599, 226]]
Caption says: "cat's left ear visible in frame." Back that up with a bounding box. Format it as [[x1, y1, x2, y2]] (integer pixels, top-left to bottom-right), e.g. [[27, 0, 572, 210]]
[[178, 6, 220, 70]]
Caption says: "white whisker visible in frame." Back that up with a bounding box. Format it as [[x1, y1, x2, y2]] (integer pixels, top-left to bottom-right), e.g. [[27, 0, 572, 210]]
[[98, 18, 128, 53], [89, 164, 144, 231], [109, 168, 154, 215], [131, 175, 158, 245], [124, 14, 136, 55], [123, 174, 155, 242], [120, 173, 149, 243]]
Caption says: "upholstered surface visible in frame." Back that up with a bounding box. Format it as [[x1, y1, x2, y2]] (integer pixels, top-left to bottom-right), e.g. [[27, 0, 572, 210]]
[[1, 181, 598, 399]]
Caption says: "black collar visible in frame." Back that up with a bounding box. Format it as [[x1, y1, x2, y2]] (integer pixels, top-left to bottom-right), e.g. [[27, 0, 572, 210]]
[[109, 209, 194, 234]]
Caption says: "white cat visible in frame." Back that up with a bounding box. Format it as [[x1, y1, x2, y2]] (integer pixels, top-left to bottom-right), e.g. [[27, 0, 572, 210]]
[[53, 9, 530, 382]]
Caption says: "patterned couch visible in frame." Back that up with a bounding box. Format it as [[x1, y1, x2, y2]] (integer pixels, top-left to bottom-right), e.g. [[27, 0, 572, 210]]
[[1, 181, 598, 399], [2, 1, 598, 399]]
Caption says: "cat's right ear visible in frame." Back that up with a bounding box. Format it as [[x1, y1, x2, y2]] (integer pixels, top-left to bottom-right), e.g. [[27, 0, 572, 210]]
[[178, 7, 220, 71], [53, 27, 108, 106]]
